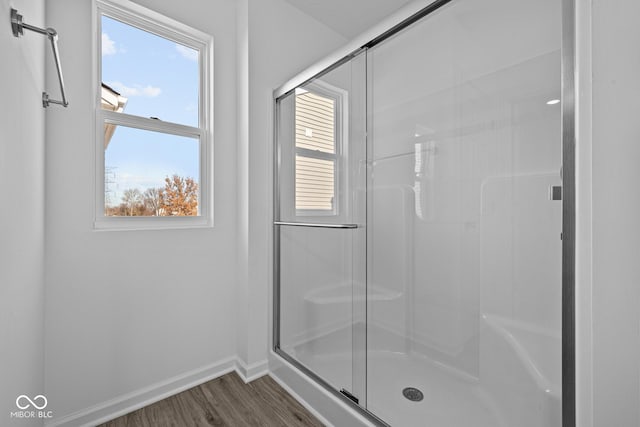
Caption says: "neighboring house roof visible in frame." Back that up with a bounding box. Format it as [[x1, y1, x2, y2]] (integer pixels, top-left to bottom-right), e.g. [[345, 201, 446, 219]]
[[101, 83, 128, 148]]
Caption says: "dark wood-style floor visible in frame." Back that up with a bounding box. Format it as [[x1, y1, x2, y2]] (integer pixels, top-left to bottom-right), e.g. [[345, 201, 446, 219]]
[[98, 372, 325, 427]]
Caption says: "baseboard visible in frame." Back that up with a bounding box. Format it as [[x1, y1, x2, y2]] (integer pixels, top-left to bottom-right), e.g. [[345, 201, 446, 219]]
[[45, 357, 237, 427], [235, 358, 269, 383], [269, 371, 334, 427]]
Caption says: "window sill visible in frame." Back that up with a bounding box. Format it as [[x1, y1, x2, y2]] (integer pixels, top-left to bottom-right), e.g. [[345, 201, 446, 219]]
[[94, 216, 213, 231]]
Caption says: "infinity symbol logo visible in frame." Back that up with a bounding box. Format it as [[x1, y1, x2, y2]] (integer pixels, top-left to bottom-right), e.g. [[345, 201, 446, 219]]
[[16, 395, 48, 410]]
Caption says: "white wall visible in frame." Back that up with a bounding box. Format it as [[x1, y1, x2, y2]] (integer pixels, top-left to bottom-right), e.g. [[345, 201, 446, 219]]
[[589, 0, 640, 425], [236, 0, 346, 371], [575, 1, 593, 425], [0, 0, 45, 425], [44, 0, 238, 421], [41, 0, 347, 422]]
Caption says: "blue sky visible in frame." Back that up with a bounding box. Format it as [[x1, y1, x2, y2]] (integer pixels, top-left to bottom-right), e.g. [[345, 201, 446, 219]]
[[101, 15, 200, 206]]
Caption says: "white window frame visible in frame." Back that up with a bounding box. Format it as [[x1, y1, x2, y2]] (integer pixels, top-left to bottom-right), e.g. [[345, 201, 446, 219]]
[[93, 0, 213, 230], [294, 80, 349, 219]]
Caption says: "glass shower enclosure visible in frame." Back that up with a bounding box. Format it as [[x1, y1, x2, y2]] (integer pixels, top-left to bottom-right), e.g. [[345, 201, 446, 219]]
[[273, 0, 573, 426]]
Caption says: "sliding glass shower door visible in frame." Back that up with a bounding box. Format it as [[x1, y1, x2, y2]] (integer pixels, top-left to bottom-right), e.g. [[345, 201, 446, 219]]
[[365, 1, 561, 425], [274, 52, 368, 404]]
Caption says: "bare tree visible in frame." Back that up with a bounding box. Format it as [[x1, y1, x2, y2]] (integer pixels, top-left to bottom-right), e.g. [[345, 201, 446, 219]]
[[143, 188, 163, 216], [122, 188, 143, 216]]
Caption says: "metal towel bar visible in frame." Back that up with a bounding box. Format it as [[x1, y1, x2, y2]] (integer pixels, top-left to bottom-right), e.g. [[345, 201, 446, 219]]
[[11, 8, 69, 108], [274, 221, 358, 229]]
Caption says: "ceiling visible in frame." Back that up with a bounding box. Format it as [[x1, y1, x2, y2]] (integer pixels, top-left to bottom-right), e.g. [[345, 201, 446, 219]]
[[282, 0, 416, 39]]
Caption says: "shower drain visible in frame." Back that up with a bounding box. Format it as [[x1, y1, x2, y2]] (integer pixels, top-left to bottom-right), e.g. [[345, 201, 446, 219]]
[[402, 387, 424, 402]]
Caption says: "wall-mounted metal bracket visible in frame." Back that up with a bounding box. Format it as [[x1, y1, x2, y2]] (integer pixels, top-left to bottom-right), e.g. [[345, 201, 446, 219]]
[[10, 8, 24, 37], [10, 8, 69, 108]]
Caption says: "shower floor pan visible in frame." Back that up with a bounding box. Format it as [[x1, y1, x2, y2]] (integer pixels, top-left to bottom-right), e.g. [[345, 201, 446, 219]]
[[299, 350, 505, 427], [283, 315, 559, 426], [367, 351, 505, 427]]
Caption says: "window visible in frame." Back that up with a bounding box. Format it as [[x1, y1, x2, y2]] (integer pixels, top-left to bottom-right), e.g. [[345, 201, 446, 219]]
[[95, 0, 212, 229], [294, 83, 345, 216]]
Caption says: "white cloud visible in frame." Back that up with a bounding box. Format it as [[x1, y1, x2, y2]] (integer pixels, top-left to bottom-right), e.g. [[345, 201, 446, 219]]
[[175, 44, 198, 62], [107, 81, 162, 98], [140, 85, 162, 97], [102, 33, 117, 56]]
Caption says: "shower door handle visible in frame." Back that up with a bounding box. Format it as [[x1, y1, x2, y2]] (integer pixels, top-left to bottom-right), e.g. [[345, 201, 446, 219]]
[[274, 221, 358, 229]]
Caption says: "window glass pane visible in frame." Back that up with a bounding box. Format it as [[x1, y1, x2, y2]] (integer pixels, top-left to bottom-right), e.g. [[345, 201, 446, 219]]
[[294, 88, 337, 213], [295, 90, 335, 154], [101, 15, 199, 127], [104, 124, 200, 216], [295, 155, 335, 211]]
